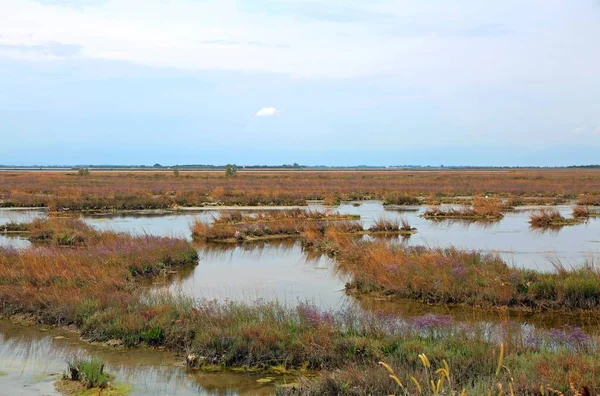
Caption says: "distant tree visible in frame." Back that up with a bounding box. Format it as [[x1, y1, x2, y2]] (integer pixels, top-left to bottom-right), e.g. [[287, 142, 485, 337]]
[[225, 164, 238, 177], [293, 162, 300, 167], [173, 168, 180, 177], [153, 163, 162, 168], [77, 168, 90, 177]]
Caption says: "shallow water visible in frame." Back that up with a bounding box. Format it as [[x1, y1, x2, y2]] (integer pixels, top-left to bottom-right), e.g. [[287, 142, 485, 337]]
[[81, 202, 600, 272], [0, 320, 277, 395], [334, 202, 600, 272], [0, 208, 45, 249], [161, 240, 347, 309]]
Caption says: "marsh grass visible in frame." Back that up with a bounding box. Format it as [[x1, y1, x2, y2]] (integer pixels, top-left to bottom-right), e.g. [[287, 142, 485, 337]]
[[193, 211, 416, 243], [1, 170, 597, 210], [422, 197, 505, 220], [282, 342, 600, 396], [571, 205, 600, 218], [66, 357, 112, 389], [529, 210, 582, 228], [368, 218, 415, 233], [577, 194, 600, 206], [0, 221, 29, 233], [383, 192, 421, 206], [303, 230, 600, 311], [213, 209, 358, 225], [0, 218, 198, 324], [1, 218, 599, 393]]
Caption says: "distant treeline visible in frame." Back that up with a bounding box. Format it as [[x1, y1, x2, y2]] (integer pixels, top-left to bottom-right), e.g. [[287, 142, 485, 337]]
[[1, 164, 600, 169]]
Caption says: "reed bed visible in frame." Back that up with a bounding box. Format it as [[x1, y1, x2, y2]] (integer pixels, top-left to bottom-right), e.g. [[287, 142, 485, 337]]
[[1, 169, 599, 210], [422, 197, 505, 220]]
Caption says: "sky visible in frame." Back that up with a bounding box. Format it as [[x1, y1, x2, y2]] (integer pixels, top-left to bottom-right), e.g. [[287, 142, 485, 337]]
[[1, 0, 599, 166]]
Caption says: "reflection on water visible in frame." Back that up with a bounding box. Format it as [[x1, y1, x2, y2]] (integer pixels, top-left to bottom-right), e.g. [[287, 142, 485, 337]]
[[353, 295, 600, 334], [0, 320, 276, 395], [0, 234, 30, 249], [0, 208, 46, 226], [73, 202, 600, 271], [160, 240, 347, 310], [3, 203, 598, 272], [335, 202, 600, 272]]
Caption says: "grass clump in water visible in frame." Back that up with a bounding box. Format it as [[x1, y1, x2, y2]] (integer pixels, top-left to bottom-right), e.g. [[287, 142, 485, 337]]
[[66, 357, 112, 389], [383, 192, 421, 206], [529, 209, 582, 228], [422, 197, 505, 220]]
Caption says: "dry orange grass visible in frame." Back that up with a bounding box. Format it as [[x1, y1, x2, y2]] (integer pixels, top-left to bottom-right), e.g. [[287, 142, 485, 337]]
[[1, 169, 599, 210], [310, 230, 600, 310], [0, 218, 197, 322], [423, 196, 505, 219]]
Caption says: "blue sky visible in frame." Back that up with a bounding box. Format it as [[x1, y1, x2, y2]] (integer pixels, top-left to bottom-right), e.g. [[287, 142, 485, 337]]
[[1, 0, 599, 166]]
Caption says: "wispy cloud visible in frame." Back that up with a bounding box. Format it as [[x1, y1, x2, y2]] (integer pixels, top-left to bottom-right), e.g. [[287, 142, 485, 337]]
[[256, 106, 279, 117], [0, 0, 598, 83], [0, 41, 82, 58]]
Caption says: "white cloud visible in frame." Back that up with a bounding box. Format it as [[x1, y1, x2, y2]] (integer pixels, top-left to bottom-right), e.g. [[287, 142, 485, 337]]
[[0, 0, 599, 84], [256, 106, 279, 117]]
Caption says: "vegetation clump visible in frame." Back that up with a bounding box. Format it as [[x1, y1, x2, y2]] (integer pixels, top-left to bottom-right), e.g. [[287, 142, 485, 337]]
[[193, 211, 414, 243], [0, 221, 29, 233], [66, 357, 112, 389], [0, 218, 198, 325], [368, 218, 416, 233], [383, 192, 421, 206], [304, 229, 600, 311], [577, 194, 600, 206], [572, 205, 599, 218], [422, 197, 505, 220], [225, 164, 238, 177], [213, 209, 359, 225], [529, 210, 582, 228]]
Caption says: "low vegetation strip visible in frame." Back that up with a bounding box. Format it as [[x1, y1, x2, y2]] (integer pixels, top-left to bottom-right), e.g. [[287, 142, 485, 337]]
[[305, 231, 600, 312], [0, 218, 198, 323], [422, 197, 505, 220], [1, 170, 600, 210], [0, 221, 29, 233], [213, 209, 359, 225], [192, 214, 415, 243], [69, 296, 600, 395]]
